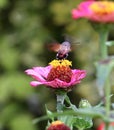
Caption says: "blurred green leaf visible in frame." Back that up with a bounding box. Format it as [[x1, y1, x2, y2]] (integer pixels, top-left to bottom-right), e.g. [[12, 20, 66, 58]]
[[9, 114, 37, 130], [96, 57, 114, 96], [0, 103, 22, 123], [0, 72, 34, 102], [0, 0, 9, 8], [0, 36, 19, 71]]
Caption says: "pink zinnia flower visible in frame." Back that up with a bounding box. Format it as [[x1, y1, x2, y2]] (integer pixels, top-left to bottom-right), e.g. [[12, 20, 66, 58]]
[[47, 120, 71, 130], [72, 1, 114, 23], [25, 59, 86, 90]]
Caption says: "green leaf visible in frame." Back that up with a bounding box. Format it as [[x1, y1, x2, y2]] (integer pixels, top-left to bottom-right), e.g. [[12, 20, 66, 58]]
[[73, 116, 93, 129], [73, 99, 93, 129], [32, 107, 106, 125], [45, 105, 54, 122], [96, 57, 114, 96], [65, 95, 77, 111]]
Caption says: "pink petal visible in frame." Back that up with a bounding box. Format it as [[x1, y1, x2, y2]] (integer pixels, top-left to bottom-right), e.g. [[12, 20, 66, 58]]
[[73, 70, 86, 79], [33, 78, 68, 89], [30, 81, 43, 87], [33, 66, 51, 78], [25, 66, 51, 82], [70, 69, 86, 85], [25, 69, 45, 81], [36, 69, 87, 89], [72, 1, 93, 19]]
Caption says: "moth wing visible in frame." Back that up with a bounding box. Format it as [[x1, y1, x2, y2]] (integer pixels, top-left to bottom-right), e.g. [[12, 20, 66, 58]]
[[47, 43, 61, 52]]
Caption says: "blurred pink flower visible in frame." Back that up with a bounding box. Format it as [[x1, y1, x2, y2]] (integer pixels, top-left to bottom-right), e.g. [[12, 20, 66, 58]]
[[25, 60, 86, 90], [97, 122, 114, 130], [72, 1, 114, 23]]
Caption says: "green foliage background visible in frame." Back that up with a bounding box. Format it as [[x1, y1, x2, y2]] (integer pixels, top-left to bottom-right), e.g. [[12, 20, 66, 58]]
[[0, 0, 114, 130]]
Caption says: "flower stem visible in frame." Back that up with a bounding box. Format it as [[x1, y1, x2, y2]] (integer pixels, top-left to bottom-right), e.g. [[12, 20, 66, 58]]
[[56, 91, 66, 120], [98, 28, 111, 130], [99, 29, 108, 59], [104, 77, 110, 130], [105, 78, 111, 117], [56, 94, 65, 112]]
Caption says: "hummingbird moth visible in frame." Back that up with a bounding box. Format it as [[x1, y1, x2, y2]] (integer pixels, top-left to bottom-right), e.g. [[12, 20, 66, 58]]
[[47, 40, 79, 60]]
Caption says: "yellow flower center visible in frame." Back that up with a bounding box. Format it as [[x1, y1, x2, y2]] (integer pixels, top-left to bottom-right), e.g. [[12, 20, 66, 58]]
[[51, 121, 63, 126], [47, 59, 72, 83], [49, 59, 72, 67], [90, 1, 114, 15]]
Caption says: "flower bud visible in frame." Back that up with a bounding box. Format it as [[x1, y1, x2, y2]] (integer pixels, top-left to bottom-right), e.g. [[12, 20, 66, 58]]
[[79, 99, 91, 108]]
